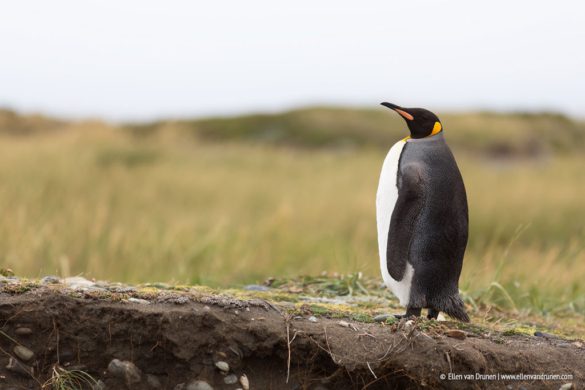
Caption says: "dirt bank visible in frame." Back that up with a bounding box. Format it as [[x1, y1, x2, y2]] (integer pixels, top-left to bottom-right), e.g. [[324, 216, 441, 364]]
[[0, 283, 583, 389]]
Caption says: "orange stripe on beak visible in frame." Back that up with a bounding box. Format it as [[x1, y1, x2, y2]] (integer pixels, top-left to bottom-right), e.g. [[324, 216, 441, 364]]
[[395, 109, 414, 121]]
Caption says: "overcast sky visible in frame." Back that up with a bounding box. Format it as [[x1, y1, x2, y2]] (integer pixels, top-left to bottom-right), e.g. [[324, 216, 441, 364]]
[[1, 1, 584, 121]]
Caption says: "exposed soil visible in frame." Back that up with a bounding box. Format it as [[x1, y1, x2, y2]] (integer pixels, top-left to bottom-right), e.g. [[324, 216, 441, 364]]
[[0, 286, 583, 390]]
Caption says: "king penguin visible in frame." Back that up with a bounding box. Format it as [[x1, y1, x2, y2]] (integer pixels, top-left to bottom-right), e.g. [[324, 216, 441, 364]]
[[376, 102, 469, 322]]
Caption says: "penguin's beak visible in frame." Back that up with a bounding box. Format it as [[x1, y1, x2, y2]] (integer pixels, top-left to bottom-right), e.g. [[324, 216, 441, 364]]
[[380, 102, 414, 121]]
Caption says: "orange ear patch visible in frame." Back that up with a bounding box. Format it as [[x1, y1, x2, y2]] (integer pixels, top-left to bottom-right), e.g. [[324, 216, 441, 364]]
[[430, 121, 442, 136], [395, 108, 414, 121]]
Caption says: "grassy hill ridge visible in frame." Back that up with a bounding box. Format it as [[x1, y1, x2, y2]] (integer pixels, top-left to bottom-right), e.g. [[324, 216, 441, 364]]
[[125, 106, 585, 155], [3, 106, 585, 155]]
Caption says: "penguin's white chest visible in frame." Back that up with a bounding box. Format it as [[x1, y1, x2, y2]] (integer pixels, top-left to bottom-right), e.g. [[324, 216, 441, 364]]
[[376, 139, 414, 306]]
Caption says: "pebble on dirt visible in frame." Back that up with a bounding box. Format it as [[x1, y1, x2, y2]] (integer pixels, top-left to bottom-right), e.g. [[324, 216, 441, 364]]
[[214, 360, 229, 372], [373, 314, 391, 322], [126, 297, 150, 305], [244, 284, 269, 291], [41, 276, 61, 284], [14, 327, 33, 336], [308, 316, 318, 323], [444, 329, 467, 340], [146, 374, 162, 388], [239, 374, 249, 390], [184, 380, 214, 390], [223, 374, 238, 384], [13, 345, 35, 361], [534, 331, 558, 338], [405, 319, 415, 329], [107, 358, 142, 385], [64, 276, 96, 289]]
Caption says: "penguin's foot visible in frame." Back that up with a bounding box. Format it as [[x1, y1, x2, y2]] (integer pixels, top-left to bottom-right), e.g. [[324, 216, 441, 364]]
[[394, 307, 421, 319], [427, 308, 440, 320]]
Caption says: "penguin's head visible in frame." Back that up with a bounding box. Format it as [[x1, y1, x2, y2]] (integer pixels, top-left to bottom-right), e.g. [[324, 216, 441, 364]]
[[381, 102, 443, 139]]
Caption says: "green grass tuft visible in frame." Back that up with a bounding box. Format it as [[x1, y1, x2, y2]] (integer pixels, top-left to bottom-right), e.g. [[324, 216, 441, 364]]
[[42, 365, 97, 390]]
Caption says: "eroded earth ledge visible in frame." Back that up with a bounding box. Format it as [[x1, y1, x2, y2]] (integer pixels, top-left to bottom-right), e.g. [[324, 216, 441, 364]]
[[0, 277, 583, 389]]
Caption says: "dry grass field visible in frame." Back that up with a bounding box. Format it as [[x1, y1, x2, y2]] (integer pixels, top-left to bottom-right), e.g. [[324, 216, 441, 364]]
[[1, 107, 584, 315]]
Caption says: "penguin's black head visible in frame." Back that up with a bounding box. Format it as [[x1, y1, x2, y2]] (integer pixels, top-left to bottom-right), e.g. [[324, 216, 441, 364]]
[[381, 102, 442, 139]]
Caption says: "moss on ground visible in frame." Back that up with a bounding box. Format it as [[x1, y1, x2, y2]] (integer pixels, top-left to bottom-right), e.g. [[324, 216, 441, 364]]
[[1, 273, 584, 340]]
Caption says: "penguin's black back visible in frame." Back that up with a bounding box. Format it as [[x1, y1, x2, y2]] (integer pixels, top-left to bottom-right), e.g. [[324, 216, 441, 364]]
[[387, 134, 468, 319]]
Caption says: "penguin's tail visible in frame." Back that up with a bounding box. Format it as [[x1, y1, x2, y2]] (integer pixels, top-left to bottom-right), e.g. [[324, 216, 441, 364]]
[[441, 293, 470, 322]]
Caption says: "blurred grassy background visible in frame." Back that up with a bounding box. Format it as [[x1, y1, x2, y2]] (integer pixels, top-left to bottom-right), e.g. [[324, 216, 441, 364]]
[[1, 107, 584, 314]]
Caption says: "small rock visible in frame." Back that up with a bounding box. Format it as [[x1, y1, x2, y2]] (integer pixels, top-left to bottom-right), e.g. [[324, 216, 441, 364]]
[[15, 327, 33, 336], [125, 364, 142, 384], [41, 275, 61, 284], [107, 359, 142, 385], [239, 374, 249, 390], [214, 361, 229, 372], [106, 285, 136, 293], [244, 284, 269, 291], [13, 345, 35, 362], [64, 276, 95, 289], [403, 320, 415, 332], [150, 282, 172, 289], [338, 320, 349, 328], [0, 275, 19, 284], [445, 329, 467, 340], [534, 331, 556, 338], [308, 316, 318, 323], [186, 380, 214, 390], [572, 341, 583, 348], [224, 374, 238, 384], [107, 358, 126, 376], [146, 374, 162, 388], [6, 357, 33, 377], [126, 366, 142, 384], [126, 297, 150, 305], [171, 296, 190, 304], [559, 384, 573, 390], [373, 314, 391, 322]]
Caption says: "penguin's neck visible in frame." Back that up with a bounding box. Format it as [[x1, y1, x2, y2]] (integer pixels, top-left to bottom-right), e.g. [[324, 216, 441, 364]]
[[404, 132, 444, 143]]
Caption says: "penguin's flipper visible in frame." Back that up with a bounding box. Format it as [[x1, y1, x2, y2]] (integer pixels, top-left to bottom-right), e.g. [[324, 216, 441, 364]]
[[386, 163, 426, 280]]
